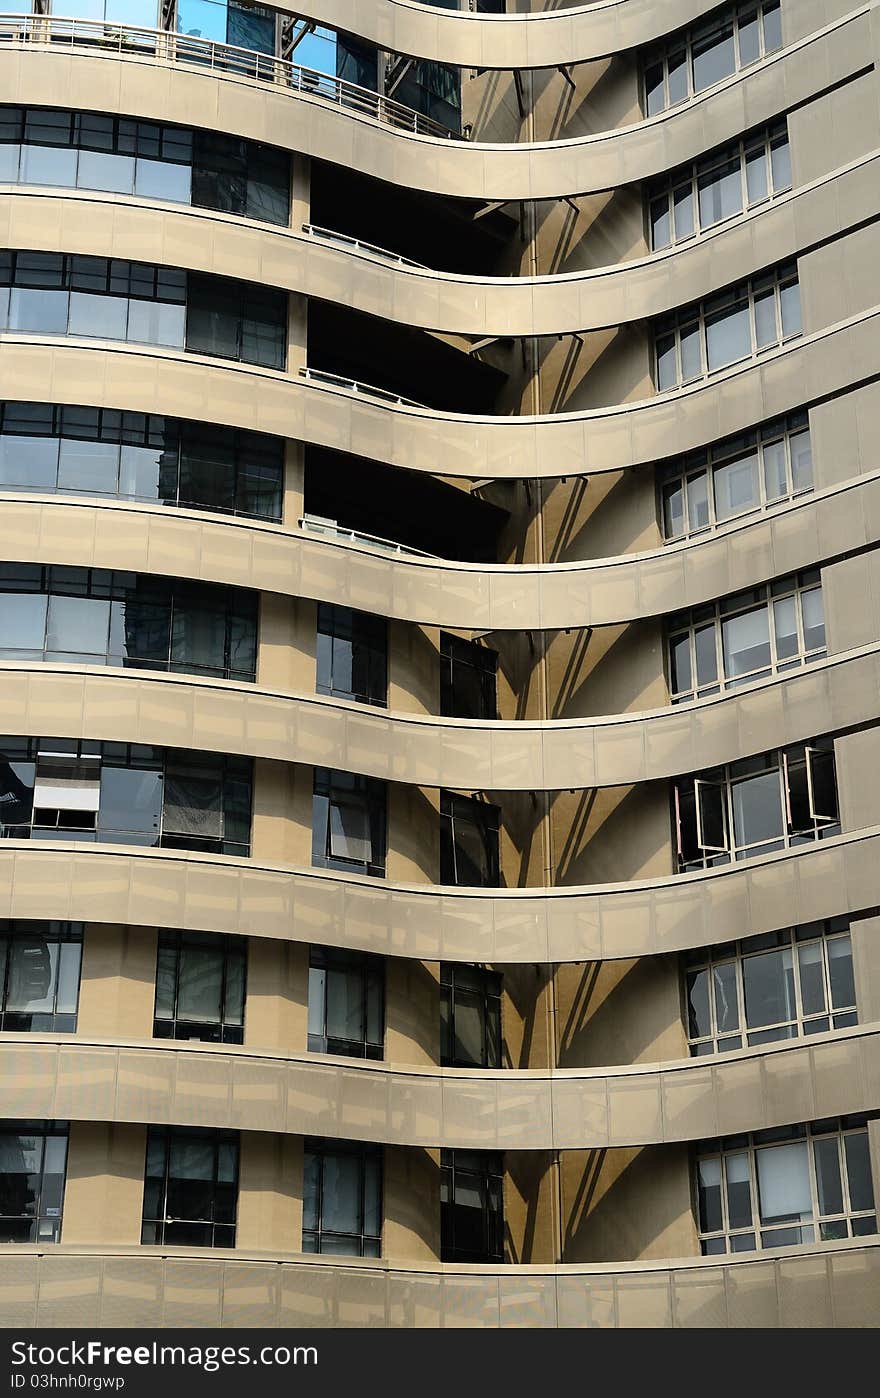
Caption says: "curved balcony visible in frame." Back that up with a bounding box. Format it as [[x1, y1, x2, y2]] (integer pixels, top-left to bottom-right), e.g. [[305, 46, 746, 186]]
[[0, 472, 875, 632], [0, 144, 874, 338], [2, 1237, 878, 1328], [0, 1025, 877, 1150], [0, 644, 877, 791], [0, 7, 866, 201], [182, 0, 739, 71], [0, 306, 877, 479], [0, 825, 876, 964]]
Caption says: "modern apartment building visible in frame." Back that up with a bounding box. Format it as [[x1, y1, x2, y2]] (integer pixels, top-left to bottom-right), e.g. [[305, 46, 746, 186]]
[[0, 0, 878, 1329]]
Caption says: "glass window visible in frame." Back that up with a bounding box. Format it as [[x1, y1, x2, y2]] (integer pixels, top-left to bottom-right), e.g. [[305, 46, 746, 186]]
[[674, 739, 839, 872], [697, 156, 743, 227], [440, 633, 497, 720], [0, 923, 82, 1033], [705, 296, 751, 371], [654, 265, 798, 389], [441, 1149, 504, 1263], [659, 415, 812, 541], [642, 0, 783, 117], [141, 1126, 238, 1248], [0, 1123, 69, 1243], [669, 572, 824, 703], [307, 946, 384, 1060], [692, 19, 736, 92], [316, 605, 387, 707], [154, 930, 246, 1045], [696, 1118, 876, 1254], [312, 768, 386, 877], [441, 963, 502, 1068], [303, 1138, 382, 1256], [440, 792, 500, 887]]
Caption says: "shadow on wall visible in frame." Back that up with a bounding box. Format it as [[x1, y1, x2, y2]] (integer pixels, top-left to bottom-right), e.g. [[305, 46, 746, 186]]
[[493, 788, 543, 887], [505, 1150, 556, 1264], [552, 469, 661, 562], [553, 781, 670, 885], [554, 620, 664, 720], [563, 1143, 696, 1262], [539, 324, 650, 412], [531, 55, 638, 142], [557, 956, 684, 1068], [501, 962, 552, 1069], [466, 69, 525, 144], [536, 187, 645, 276]]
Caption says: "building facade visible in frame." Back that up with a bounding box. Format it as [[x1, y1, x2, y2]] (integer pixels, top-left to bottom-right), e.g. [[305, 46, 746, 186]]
[[0, 0, 878, 1328]]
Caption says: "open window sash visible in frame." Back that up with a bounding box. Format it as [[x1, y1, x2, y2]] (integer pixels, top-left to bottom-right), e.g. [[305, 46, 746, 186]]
[[695, 778, 728, 853], [783, 745, 838, 831]]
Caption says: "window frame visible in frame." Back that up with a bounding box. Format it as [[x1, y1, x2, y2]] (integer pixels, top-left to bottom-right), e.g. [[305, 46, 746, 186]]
[[0, 401, 285, 522], [695, 1117, 877, 1254], [307, 944, 385, 1060], [0, 737, 253, 858], [315, 603, 388, 708], [666, 571, 825, 703], [0, 1121, 69, 1244], [0, 921, 82, 1033], [440, 1148, 505, 1264], [642, 0, 783, 117], [658, 413, 812, 541], [141, 1125, 240, 1249], [439, 632, 498, 720], [673, 738, 840, 872], [312, 767, 387, 878], [439, 790, 501, 888], [440, 962, 502, 1069], [302, 1137, 383, 1257], [153, 929, 247, 1045], [654, 262, 800, 391], [648, 120, 791, 251], [683, 917, 856, 1055]]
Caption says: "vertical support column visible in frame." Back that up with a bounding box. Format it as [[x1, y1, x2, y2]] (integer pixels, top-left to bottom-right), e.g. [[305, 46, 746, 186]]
[[77, 924, 157, 1040], [62, 1123, 147, 1246]]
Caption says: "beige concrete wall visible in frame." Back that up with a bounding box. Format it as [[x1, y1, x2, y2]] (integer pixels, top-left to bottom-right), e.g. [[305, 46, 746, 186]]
[[556, 955, 686, 1069], [553, 781, 672, 886], [788, 69, 880, 187], [562, 1143, 699, 1263], [501, 963, 554, 1070], [800, 222, 880, 337], [245, 939, 308, 1056], [505, 1150, 558, 1264], [548, 619, 666, 720], [385, 958, 439, 1066], [388, 621, 438, 717], [835, 728, 880, 835], [540, 469, 662, 564], [387, 782, 438, 883], [850, 914, 880, 1026], [77, 925, 156, 1041], [257, 594, 316, 693], [238, 1132, 303, 1254], [823, 549, 880, 655], [251, 758, 314, 865], [384, 1146, 441, 1261], [62, 1121, 146, 1247], [809, 382, 880, 490]]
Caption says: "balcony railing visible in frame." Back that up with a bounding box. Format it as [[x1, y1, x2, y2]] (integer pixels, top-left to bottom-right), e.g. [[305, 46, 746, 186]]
[[302, 224, 428, 270], [300, 515, 436, 558], [0, 13, 461, 143], [299, 366, 428, 409]]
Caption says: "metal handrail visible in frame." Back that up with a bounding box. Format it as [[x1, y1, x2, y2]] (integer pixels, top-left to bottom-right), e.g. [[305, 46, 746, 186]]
[[299, 365, 427, 409], [302, 223, 428, 270], [0, 13, 461, 143], [300, 515, 436, 558]]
